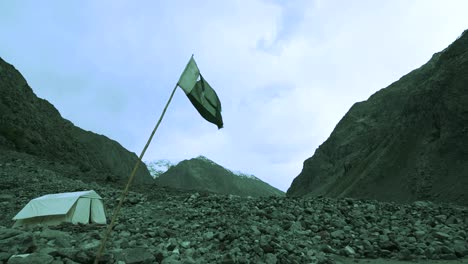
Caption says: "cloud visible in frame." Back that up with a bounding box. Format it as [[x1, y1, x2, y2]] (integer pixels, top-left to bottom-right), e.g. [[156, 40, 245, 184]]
[[1, 0, 467, 192]]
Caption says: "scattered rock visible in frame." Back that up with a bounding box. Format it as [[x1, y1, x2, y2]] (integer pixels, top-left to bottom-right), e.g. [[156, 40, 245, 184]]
[[203, 231, 214, 240], [122, 248, 155, 264], [7, 253, 54, 264], [343, 245, 356, 256], [40, 229, 70, 240], [434, 231, 452, 240], [1, 150, 468, 263], [264, 253, 277, 264], [0, 194, 14, 203], [0, 229, 36, 255], [330, 230, 345, 239]]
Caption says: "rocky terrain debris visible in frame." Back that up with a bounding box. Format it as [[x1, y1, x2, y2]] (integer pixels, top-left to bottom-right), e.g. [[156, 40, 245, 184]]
[[1, 150, 467, 264]]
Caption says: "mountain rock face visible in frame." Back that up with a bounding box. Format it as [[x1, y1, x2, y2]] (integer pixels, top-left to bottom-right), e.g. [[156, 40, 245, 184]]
[[155, 156, 284, 197], [0, 57, 153, 184], [288, 30, 468, 205]]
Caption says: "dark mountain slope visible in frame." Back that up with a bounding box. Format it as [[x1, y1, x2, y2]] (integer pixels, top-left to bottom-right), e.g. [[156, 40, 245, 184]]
[[287, 30, 468, 205], [0, 57, 152, 184], [155, 156, 284, 197]]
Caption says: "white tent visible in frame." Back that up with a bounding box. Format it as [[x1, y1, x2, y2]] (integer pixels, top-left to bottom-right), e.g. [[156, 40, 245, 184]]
[[13, 190, 107, 227]]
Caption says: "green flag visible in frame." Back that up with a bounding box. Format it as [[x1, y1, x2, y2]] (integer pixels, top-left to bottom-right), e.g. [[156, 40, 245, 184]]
[[178, 56, 223, 129]]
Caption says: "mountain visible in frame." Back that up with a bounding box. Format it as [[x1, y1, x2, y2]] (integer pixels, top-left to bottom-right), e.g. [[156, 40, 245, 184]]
[[287, 30, 468, 205], [155, 155, 284, 197], [146, 159, 176, 178], [0, 57, 153, 184]]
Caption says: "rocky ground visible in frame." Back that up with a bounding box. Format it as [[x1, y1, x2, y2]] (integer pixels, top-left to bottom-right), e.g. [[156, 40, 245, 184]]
[[1, 150, 467, 264]]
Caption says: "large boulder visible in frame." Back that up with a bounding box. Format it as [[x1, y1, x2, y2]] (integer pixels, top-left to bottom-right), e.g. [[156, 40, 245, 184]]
[[0, 228, 36, 258]]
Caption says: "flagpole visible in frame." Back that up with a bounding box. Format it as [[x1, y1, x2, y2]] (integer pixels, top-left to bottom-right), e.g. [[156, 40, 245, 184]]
[[94, 83, 179, 264]]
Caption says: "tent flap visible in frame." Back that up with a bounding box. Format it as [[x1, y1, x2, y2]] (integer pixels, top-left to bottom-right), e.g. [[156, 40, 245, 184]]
[[91, 199, 107, 224], [71, 198, 91, 224]]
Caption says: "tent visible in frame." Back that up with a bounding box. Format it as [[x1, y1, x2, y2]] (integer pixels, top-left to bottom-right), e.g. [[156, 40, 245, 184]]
[[13, 190, 107, 227]]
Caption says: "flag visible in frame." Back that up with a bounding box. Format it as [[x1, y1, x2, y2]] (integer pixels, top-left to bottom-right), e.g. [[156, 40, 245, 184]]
[[178, 56, 223, 129]]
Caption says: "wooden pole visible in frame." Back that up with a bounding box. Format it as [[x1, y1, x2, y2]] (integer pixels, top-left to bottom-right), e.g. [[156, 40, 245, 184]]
[[94, 84, 179, 264]]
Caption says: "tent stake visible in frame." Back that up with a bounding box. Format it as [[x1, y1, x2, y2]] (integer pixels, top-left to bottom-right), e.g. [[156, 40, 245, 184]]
[[94, 84, 179, 264]]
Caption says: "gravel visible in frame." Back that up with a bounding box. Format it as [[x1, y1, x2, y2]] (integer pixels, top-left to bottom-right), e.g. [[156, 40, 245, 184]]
[[1, 150, 467, 263]]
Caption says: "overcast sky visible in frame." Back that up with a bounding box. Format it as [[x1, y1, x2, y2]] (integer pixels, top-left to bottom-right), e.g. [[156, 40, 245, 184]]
[[1, 1, 467, 191]]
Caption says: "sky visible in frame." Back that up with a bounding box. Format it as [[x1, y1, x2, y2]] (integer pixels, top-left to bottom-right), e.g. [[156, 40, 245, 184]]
[[1, 1, 467, 192]]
